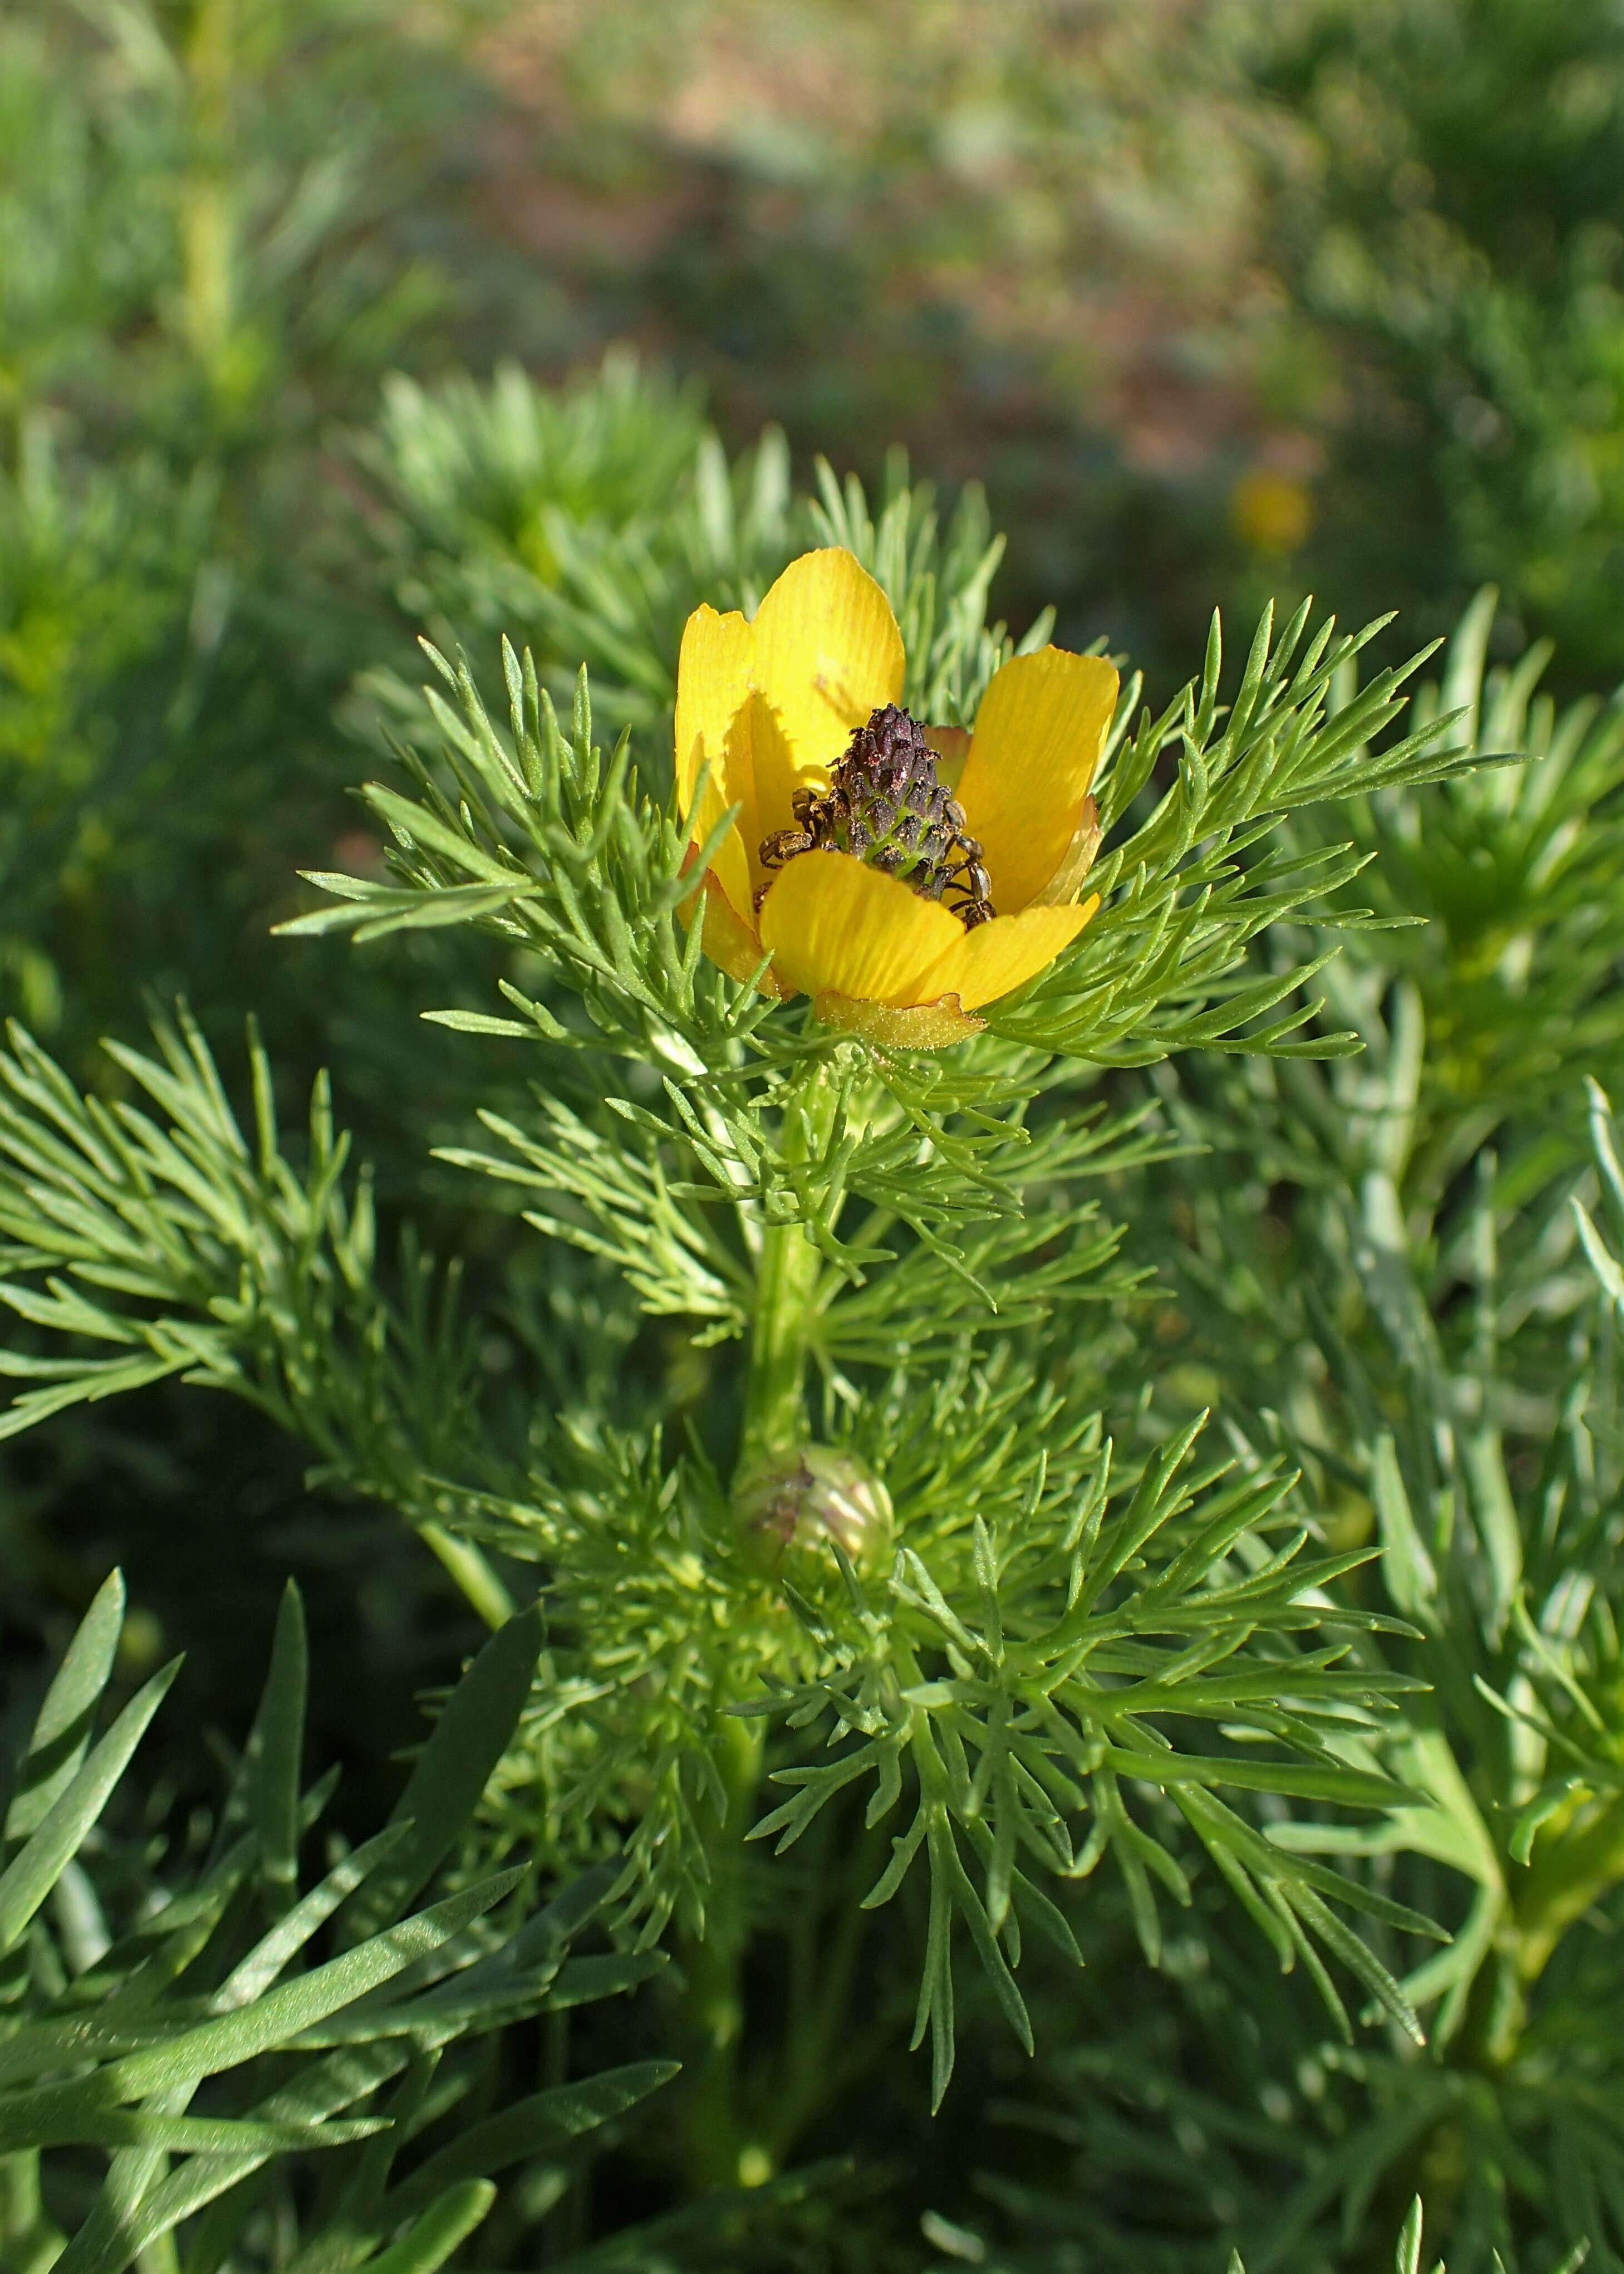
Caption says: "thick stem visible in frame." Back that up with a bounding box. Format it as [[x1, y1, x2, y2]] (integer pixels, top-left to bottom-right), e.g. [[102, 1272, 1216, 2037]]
[[1512, 1793, 1624, 1991], [1400, 1798, 1624, 2248], [737, 1066, 839, 1475], [0, 2152, 65, 2274], [1446, 1796, 1624, 2079], [676, 1064, 841, 2188], [766, 1833, 875, 2160], [180, 0, 238, 377], [675, 1712, 768, 2191], [420, 1523, 516, 1631], [738, 1219, 825, 1473]]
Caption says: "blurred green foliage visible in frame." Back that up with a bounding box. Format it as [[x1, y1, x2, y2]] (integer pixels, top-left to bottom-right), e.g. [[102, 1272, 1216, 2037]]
[[1250, 0, 1624, 691]]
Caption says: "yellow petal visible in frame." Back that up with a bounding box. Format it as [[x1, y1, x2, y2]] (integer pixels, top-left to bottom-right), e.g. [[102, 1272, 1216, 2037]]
[[1030, 795, 1102, 908], [813, 991, 983, 1047], [674, 603, 757, 919], [917, 898, 1098, 1012], [749, 550, 905, 830], [681, 868, 786, 997], [955, 649, 1119, 914], [758, 851, 964, 1007]]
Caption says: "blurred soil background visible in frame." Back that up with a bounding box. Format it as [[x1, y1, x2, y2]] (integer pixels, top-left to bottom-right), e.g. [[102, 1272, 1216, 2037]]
[[5, 0, 1624, 1789]]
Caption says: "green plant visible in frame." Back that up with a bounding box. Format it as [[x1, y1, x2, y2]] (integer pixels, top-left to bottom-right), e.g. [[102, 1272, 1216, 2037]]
[[10, 4, 1624, 2261], [943, 2195, 1473, 2274], [0, 1573, 674, 2274], [0, 0, 508, 1076], [359, 356, 1018, 747], [1248, 0, 1624, 689], [0, 513, 1513, 2225], [0, 0, 536, 1687], [939, 599, 1624, 2274]]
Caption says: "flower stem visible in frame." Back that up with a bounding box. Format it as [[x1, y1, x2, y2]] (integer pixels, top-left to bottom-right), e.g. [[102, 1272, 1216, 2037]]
[[676, 1711, 769, 2191], [420, 1522, 516, 1631], [0, 2153, 65, 2274], [676, 1062, 841, 2188], [1512, 1793, 1624, 1993], [180, 0, 239, 379], [738, 1065, 838, 1474]]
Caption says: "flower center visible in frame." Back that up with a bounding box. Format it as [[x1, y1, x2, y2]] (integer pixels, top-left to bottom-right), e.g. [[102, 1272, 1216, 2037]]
[[756, 704, 994, 928]]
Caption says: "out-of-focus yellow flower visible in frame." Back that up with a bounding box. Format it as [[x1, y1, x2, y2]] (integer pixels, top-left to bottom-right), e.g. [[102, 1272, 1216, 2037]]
[[1230, 468, 1314, 557], [674, 548, 1117, 1046]]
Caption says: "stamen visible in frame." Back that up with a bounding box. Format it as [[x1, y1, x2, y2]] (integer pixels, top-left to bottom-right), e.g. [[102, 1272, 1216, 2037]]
[[755, 704, 995, 928]]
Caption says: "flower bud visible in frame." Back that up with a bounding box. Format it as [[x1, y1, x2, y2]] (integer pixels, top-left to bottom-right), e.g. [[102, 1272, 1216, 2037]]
[[737, 1447, 894, 1575]]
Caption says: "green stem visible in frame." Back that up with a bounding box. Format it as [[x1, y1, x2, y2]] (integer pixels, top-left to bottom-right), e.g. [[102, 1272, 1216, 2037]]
[[676, 1064, 842, 2189], [1513, 1793, 1624, 1996], [737, 1065, 840, 1476], [1389, 1800, 1624, 2239], [738, 1221, 824, 1471], [1454, 1796, 1624, 2077], [675, 1712, 768, 2191], [767, 1837, 872, 2159], [419, 1523, 516, 1631], [180, 0, 239, 377], [0, 2152, 65, 2274], [136, 2234, 180, 2274]]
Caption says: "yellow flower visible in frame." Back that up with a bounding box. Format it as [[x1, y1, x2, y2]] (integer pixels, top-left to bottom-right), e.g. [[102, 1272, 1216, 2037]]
[[1230, 468, 1314, 557], [674, 548, 1118, 1046]]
